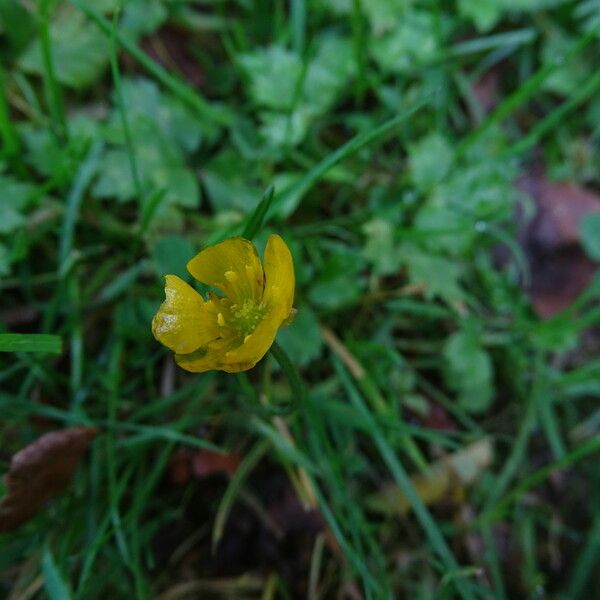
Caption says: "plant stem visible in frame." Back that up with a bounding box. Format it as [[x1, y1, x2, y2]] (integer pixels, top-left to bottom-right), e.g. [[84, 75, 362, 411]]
[[270, 341, 306, 404]]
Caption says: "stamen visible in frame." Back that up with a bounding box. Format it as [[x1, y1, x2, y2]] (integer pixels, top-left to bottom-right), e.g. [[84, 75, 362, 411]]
[[230, 298, 266, 336], [225, 270, 238, 282], [217, 313, 226, 327]]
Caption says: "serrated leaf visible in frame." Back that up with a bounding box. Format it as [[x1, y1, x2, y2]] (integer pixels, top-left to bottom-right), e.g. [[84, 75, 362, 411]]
[[93, 78, 203, 208], [276, 305, 323, 366], [403, 247, 464, 302], [309, 251, 364, 310], [239, 46, 303, 111], [408, 133, 454, 192], [92, 144, 199, 208], [371, 12, 438, 74], [443, 329, 493, 413], [120, 0, 167, 37], [201, 149, 260, 213], [241, 36, 355, 149], [19, 9, 109, 89], [104, 78, 204, 152], [362, 218, 402, 276], [151, 236, 195, 281]]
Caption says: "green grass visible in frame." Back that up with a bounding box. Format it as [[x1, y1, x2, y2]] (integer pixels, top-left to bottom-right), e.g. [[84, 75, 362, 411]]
[[1, 1, 600, 598]]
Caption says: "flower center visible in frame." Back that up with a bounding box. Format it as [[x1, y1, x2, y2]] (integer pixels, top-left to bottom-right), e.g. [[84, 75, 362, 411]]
[[229, 299, 266, 336]]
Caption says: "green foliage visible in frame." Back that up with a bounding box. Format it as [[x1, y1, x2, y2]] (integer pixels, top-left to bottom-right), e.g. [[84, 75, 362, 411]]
[[92, 78, 203, 209], [240, 35, 355, 149], [371, 11, 439, 74], [277, 305, 323, 366], [20, 8, 110, 89], [151, 235, 195, 281], [0, 174, 37, 276], [580, 213, 600, 260], [0, 334, 62, 354], [1, 0, 599, 598], [443, 325, 493, 413], [408, 133, 454, 191]]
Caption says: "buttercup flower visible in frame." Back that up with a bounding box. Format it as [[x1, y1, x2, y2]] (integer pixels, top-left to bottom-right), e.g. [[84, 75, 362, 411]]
[[152, 235, 295, 373]]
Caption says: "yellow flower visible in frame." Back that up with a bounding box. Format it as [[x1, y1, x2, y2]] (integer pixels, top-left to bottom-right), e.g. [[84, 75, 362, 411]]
[[152, 234, 295, 373]]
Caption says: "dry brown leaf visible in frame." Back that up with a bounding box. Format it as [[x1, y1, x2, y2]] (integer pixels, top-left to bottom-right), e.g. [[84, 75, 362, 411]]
[[518, 173, 600, 318], [0, 426, 99, 532], [168, 449, 240, 485], [367, 438, 493, 516]]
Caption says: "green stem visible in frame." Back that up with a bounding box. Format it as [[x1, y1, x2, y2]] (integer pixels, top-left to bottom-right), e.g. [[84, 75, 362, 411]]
[[0, 65, 24, 172], [39, 0, 68, 142], [109, 8, 143, 207], [270, 341, 306, 404]]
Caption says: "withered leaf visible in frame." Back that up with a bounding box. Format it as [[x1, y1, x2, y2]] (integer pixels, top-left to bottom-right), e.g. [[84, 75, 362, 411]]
[[518, 173, 600, 318], [367, 438, 494, 516], [169, 448, 240, 485], [0, 426, 98, 532]]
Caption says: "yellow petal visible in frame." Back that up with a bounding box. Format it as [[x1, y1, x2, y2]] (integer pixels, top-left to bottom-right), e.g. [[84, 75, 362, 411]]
[[221, 306, 287, 371], [261, 234, 295, 319], [175, 347, 224, 373], [175, 327, 242, 373], [152, 275, 220, 354], [187, 237, 264, 303]]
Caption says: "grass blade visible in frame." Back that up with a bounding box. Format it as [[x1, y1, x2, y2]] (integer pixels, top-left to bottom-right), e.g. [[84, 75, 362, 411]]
[[333, 357, 476, 600], [58, 141, 104, 272], [271, 95, 431, 217], [0, 333, 62, 354], [42, 543, 72, 600], [212, 439, 270, 552], [241, 186, 275, 241]]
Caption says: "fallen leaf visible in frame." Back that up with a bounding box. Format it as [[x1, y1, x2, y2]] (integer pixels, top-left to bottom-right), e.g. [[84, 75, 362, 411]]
[[518, 172, 600, 318], [0, 427, 98, 532], [191, 450, 240, 479], [168, 449, 240, 485], [367, 439, 493, 516]]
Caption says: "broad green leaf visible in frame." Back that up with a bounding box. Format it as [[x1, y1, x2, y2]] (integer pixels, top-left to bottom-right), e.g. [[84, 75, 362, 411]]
[[19, 9, 110, 89], [362, 218, 402, 276], [542, 32, 589, 96], [92, 144, 199, 208], [0, 175, 36, 234], [309, 251, 364, 310], [241, 36, 355, 148], [580, 213, 600, 260], [276, 305, 323, 366], [105, 78, 204, 152], [115, 297, 157, 340], [403, 247, 464, 303], [151, 236, 195, 281], [120, 0, 167, 37], [0, 244, 10, 277], [202, 149, 260, 213], [458, 0, 502, 31], [259, 108, 314, 149], [239, 46, 303, 111], [408, 133, 454, 192], [443, 328, 493, 413], [371, 12, 438, 74]]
